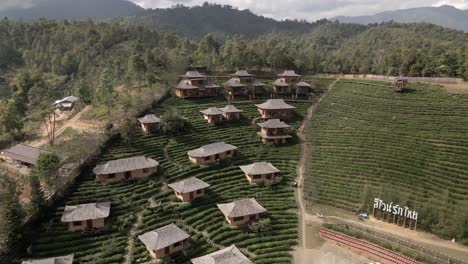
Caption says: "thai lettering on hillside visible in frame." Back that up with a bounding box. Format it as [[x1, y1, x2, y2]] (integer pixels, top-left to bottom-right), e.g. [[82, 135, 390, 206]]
[[373, 198, 418, 220]]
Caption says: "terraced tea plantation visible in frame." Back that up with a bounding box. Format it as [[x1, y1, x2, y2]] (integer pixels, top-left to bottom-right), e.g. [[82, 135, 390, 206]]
[[304, 80, 468, 239], [27, 96, 313, 264]]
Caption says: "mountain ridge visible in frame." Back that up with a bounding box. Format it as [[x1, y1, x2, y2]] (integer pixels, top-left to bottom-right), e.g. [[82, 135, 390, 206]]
[[333, 5, 468, 32]]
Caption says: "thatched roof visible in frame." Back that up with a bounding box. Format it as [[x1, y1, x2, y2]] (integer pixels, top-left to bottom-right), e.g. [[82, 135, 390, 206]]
[[272, 79, 289, 87], [239, 162, 280, 176], [138, 114, 161, 124], [93, 156, 159, 175], [138, 223, 190, 251], [230, 70, 254, 77], [22, 254, 74, 264], [180, 71, 207, 79], [201, 107, 223, 116], [191, 245, 252, 264], [255, 99, 296, 110], [278, 70, 301, 77], [177, 80, 199, 89], [218, 105, 243, 113], [224, 79, 245, 87], [217, 198, 267, 218], [296, 81, 311, 87], [188, 142, 237, 158], [0, 144, 49, 165], [258, 119, 290, 129], [61, 202, 110, 222], [168, 177, 210, 194]]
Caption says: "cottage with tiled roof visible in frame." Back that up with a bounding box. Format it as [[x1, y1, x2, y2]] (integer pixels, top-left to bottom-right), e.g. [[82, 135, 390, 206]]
[[217, 198, 267, 226], [138, 114, 161, 133], [191, 245, 252, 264], [257, 119, 292, 145], [0, 144, 50, 168], [201, 107, 224, 124], [139, 223, 190, 259], [175, 71, 219, 98], [93, 156, 159, 183], [218, 105, 243, 121], [168, 177, 211, 202], [61, 202, 110, 231], [255, 99, 296, 120], [239, 162, 280, 183], [22, 254, 74, 264], [188, 142, 237, 165]]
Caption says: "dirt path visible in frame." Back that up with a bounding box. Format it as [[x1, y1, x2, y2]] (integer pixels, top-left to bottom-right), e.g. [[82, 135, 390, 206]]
[[28, 105, 98, 147], [123, 211, 143, 264]]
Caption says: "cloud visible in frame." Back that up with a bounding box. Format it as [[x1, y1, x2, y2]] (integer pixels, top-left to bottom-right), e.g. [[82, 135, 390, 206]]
[[0, 0, 35, 11], [129, 0, 468, 20]]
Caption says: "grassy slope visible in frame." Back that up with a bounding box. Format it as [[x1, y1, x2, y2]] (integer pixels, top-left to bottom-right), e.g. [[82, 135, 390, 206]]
[[304, 80, 468, 234], [27, 95, 313, 264]]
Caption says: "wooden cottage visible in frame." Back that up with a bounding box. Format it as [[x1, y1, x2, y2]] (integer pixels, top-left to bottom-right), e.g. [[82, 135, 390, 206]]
[[0, 144, 49, 168], [61, 202, 111, 231], [272, 79, 290, 96], [230, 70, 255, 84], [250, 80, 266, 98], [218, 105, 243, 121], [278, 70, 302, 84], [217, 198, 267, 226], [93, 156, 159, 183], [138, 114, 161, 133], [168, 177, 211, 202], [53, 96, 79, 111], [200, 107, 224, 124], [175, 71, 220, 98], [256, 99, 296, 120], [191, 245, 252, 264], [257, 119, 291, 145], [138, 223, 190, 259], [22, 255, 74, 264], [224, 78, 246, 99], [188, 142, 237, 165], [239, 162, 280, 184], [296, 81, 312, 96]]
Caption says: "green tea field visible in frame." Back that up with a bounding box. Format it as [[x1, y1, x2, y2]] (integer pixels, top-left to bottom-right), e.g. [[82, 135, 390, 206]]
[[304, 80, 468, 241]]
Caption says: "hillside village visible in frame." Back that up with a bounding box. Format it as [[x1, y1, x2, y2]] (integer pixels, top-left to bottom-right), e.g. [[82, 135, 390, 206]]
[[0, 2, 467, 264]]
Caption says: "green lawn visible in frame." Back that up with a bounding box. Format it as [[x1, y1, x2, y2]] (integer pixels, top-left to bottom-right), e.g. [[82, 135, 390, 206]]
[[304, 80, 468, 240], [27, 95, 314, 264]]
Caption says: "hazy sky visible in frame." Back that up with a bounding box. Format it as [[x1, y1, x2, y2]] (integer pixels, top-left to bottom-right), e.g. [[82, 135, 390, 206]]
[[0, 0, 467, 20], [131, 0, 468, 20]]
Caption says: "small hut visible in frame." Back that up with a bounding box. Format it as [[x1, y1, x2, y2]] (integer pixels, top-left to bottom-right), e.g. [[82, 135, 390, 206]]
[[239, 162, 280, 183], [188, 142, 237, 165], [217, 198, 267, 226], [255, 99, 296, 120], [175, 71, 219, 98], [271, 79, 290, 96], [224, 79, 246, 99], [191, 245, 252, 264], [296, 81, 312, 96], [93, 156, 159, 183], [168, 177, 211, 202], [201, 107, 224, 124], [0, 144, 49, 168], [230, 70, 255, 84], [138, 114, 161, 133], [53, 96, 79, 111], [394, 76, 409, 93], [277, 70, 302, 84], [139, 223, 190, 259], [218, 105, 243, 121], [61, 202, 111, 231], [257, 119, 291, 145]]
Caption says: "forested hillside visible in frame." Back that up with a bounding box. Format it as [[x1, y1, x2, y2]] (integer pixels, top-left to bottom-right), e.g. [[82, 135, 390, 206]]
[[0, 0, 143, 21], [116, 3, 322, 39]]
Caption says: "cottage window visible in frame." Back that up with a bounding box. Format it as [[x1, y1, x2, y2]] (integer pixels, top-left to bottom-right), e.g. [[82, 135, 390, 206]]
[[233, 216, 244, 222], [142, 168, 149, 173], [108, 174, 115, 179], [196, 189, 203, 194], [73, 221, 82, 226], [205, 156, 210, 161]]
